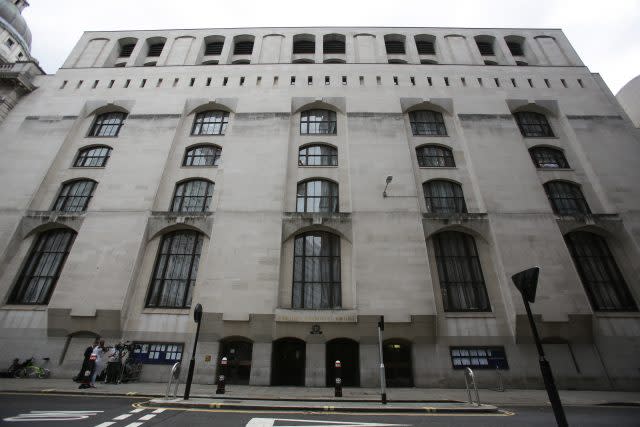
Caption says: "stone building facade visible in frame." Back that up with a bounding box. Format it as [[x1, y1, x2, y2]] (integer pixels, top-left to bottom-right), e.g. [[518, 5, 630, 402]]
[[0, 25, 639, 390]]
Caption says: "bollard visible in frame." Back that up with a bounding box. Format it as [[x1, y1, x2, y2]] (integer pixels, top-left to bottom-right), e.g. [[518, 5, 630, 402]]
[[334, 360, 342, 397], [216, 356, 227, 394]]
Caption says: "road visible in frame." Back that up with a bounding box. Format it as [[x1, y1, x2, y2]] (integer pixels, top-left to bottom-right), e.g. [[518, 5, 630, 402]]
[[1, 393, 639, 426]]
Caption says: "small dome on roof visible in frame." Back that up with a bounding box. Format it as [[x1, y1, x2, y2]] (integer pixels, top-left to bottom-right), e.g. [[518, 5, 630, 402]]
[[0, 0, 32, 49]]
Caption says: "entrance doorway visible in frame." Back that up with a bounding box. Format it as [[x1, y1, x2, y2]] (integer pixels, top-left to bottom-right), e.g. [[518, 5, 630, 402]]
[[326, 338, 360, 387], [271, 338, 306, 386], [217, 338, 253, 385], [383, 339, 413, 387]]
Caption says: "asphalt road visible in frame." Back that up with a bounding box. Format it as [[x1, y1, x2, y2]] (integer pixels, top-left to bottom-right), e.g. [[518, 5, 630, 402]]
[[1, 393, 639, 427]]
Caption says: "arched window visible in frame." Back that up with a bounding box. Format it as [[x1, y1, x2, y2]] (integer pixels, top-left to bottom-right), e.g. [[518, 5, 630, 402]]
[[74, 146, 112, 167], [300, 109, 337, 135], [183, 145, 222, 166], [323, 34, 345, 54], [52, 179, 97, 212], [191, 110, 229, 136], [89, 112, 126, 137], [423, 180, 466, 214], [544, 181, 590, 215], [293, 35, 315, 54], [9, 228, 76, 305], [409, 110, 447, 136], [416, 145, 455, 167], [298, 145, 337, 166], [565, 231, 637, 311], [146, 230, 203, 308], [296, 180, 338, 213], [529, 146, 569, 169], [433, 231, 490, 312], [171, 179, 214, 213], [293, 232, 341, 309], [514, 112, 554, 137]]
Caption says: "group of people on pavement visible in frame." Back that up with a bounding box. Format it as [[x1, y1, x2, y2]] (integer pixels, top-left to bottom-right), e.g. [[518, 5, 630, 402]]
[[73, 338, 117, 388]]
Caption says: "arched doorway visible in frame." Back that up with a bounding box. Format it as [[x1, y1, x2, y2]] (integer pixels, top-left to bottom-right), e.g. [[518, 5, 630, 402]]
[[326, 338, 360, 387], [271, 338, 306, 386], [217, 337, 253, 385], [383, 339, 413, 387]]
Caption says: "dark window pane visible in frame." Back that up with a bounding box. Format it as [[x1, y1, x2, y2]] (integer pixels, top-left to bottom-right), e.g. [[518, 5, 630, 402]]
[[416, 145, 455, 167], [409, 110, 447, 136], [476, 41, 494, 56], [514, 112, 554, 137], [293, 40, 315, 54], [298, 145, 338, 166], [171, 180, 214, 213], [191, 110, 229, 136], [300, 109, 337, 135], [296, 180, 338, 213], [416, 40, 435, 55], [423, 180, 466, 214], [183, 145, 222, 166], [74, 146, 112, 167], [507, 42, 524, 56], [148, 43, 165, 57], [544, 181, 590, 215], [119, 43, 135, 58], [529, 147, 569, 168], [205, 42, 224, 55], [323, 39, 345, 54], [292, 232, 341, 309], [52, 180, 96, 212], [234, 41, 254, 55], [385, 40, 405, 54], [89, 112, 126, 137]]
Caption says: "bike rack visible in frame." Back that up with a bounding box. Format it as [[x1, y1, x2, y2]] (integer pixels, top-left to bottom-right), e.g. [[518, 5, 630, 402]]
[[164, 362, 181, 400], [464, 367, 480, 406]]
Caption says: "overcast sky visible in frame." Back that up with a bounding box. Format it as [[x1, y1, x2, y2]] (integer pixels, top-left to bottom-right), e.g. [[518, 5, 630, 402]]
[[23, 0, 640, 94]]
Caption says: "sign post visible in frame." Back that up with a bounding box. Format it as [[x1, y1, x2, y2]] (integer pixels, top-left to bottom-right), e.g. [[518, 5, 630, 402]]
[[377, 315, 387, 404], [512, 267, 568, 427], [183, 303, 203, 400]]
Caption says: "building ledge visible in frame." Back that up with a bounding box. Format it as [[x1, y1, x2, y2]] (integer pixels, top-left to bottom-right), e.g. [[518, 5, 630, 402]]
[[275, 308, 358, 323], [0, 61, 44, 92], [422, 212, 488, 221]]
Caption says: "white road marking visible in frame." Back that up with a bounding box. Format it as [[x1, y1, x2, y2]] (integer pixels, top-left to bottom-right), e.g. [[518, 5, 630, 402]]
[[94, 423, 116, 427], [152, 408, 166, 413], [4, 410, 103, 422], [123, 423, 144, 427], [245, 419, 410, 427], [113, 413, 132, 420], [130, 408, 145, 413], [138, 414, 156, 421]]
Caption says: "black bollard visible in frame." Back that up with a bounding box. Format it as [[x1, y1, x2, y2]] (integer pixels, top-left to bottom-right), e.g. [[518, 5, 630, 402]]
[[216, 356, 227, 394], [334, 360, 342, 397]]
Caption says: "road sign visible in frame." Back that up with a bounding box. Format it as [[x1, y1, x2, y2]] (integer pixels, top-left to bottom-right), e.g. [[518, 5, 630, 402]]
[[511, 266, 539, 303]]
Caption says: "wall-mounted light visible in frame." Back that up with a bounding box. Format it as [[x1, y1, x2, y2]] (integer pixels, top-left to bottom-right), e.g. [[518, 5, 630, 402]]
[[383, 176, 393, 197]]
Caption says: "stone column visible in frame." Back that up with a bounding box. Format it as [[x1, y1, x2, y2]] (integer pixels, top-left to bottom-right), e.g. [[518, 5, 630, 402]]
[[249, 342, 272, 385], [305, 341, 325, 386]]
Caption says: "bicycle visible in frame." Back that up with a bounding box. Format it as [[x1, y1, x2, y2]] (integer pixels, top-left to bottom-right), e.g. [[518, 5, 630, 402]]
[[14, 357, 51, 379]]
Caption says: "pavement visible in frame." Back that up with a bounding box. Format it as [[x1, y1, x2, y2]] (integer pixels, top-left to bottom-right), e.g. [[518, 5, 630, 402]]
[[1, 378, 639, 414]]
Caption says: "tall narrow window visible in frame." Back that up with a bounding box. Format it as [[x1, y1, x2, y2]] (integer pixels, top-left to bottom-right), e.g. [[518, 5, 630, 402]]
[[565, 231, 637, 311], [298, 145, 338, 166], [529, 147, 569, 169], [300, 109, 337, 135], [409, 110, 447, 136], [9, 229, 76, 305], [292, 232, 341, 309], [52, 179, 97, 212], [74, 146, 112, 167], [423, 180, 466, 214], [514, 112, 554, 137], [171, 179, 214, 213], [296, 180, 339, 213], [191, 110, 229, 135], [88, 112, 126, 137], [183, 145, 222, 166], [433, 231, 490, 312], [544, 181, 590, 215], [416, 145, 455, 167], [146, 231, 203, 308]]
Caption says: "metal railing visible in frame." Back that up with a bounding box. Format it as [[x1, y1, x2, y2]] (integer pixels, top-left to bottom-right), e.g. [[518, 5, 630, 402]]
[[164, 362, 181, 399], [464, 367, 480, 406]]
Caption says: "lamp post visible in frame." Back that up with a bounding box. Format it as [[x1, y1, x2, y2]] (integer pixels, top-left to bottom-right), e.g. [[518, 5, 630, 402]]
[[377, 315, 387, 404], [511, 267, 568, 427], [183, 303, 203, 400]]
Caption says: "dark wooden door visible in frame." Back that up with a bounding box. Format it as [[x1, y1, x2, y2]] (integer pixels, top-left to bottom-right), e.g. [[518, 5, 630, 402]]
[[383, 340, 413, 387], [218, 340, 252, 385], [326, 339, 360, 387], [271, 338, 305, 386]]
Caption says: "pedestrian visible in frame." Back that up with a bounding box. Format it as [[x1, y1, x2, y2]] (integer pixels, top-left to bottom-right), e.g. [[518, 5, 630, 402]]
[[90, 339, 107, 388], [74, 338, 99, 382]]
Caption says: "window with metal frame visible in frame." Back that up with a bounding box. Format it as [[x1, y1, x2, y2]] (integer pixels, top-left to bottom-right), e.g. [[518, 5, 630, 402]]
[[385, 40, 405, 54], [323, 39, 345, 54], [205, 42, 224, 55], [183, 145, 222, 167], [300, 109, 337, 135], [89, 112, 126, 137], [544, 181, 590, 215], [293, 40, 315, 54], [134, 342, 184, 364], [119, 43, 135, 58], [74, 146, 112, 167], [170, 179, 214, 213], [147, 42, 164, 57], [191, 110, 229, 135], [423, 180, 466, 214], [565, 231, 637, 312], [409, 110, 447, 136], [433, 231, 491, 312], [529, 147, 569, 169], [233, 41, 254, 55], [416, 145, 455, 167], [8, 229, 76, 305], [476, 41, 494, 56], [146, 231, 203, 308], [296, 180, 339, 213], [416, 40, 436, 55], [298, 145, 338, 166], [450, 347, 508, 369], [52, 179, 97, 212], [507, 41, 524, 56], [292, 232, 341, 309], [514, 112, 554, 137]]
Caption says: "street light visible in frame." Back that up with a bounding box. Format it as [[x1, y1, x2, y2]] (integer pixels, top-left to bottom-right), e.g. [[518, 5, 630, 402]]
[[511, 267, 568, 427], [183, 303, 203, 400], [383, 176, 393, 198]]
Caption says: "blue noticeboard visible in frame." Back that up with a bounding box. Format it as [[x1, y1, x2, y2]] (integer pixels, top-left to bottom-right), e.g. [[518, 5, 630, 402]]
[[133, 342, 184, 365]]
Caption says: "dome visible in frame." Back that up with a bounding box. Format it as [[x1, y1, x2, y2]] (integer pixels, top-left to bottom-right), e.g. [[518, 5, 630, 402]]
[[0, 0, 32, 49]]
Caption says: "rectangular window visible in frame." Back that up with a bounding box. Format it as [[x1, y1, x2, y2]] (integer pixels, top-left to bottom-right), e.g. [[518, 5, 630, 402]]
[[359, 76, 364, 85], [257, 76, 261, 85], [461, 77, 466, 87], [528, 78, 533, 88], [205, 42, 224, 56], [291, 76, 296, 85], [450, 347, 508, 370], [410, 76, 415, 86], [133, 342, 184, 365], [140, 79, 147, 88], [544, 78, 551, 88], [76, 80, 83, 89], [444, 77, 449, 87], [561, 79, 567, 88], [156, 78, 163, 87], [511, 78, 517, 88], [577, 79, 584, 88], [60, 80, 68, 89], [342, 76, 347, 85], [273, 76, 279, 86], [385, 40, 405, 54], [233, 41, 254, 55], [239, 76, 245, 86], [325, 76, 330, 85], [427, 76, 432, 86], [92, 80, 99, 89], [173, 78, 179, 87], [507, 42, 524, 56], [190, 78, 195, 87], [124, 79, 131, 88], [393, 76, 398, 85], [376, 76, 381, 85], [206, 77, 211, 86], [476, 41, 494, 56], [308, 76, 313, 85], [494, 78, 500, 87], [108, 80, 114, 88], [119, 43, 135, 58], [416, 40, 435, 55], [147, 43, 165, 57], [223, 77, 228, 86]]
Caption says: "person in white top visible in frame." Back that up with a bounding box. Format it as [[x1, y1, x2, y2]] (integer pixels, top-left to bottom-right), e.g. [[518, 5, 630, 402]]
[[90, 339, 107, 387]]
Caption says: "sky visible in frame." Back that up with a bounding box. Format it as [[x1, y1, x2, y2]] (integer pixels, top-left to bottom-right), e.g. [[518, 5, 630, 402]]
[[22, 0, 640, 94]]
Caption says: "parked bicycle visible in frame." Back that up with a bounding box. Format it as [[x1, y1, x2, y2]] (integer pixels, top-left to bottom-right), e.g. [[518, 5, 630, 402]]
[[11, 357, 51, 378], [104, 342, 142, 384]]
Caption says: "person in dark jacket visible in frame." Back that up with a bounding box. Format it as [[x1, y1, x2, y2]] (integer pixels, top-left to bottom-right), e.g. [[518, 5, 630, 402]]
[[74, 339, 99, 382]]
